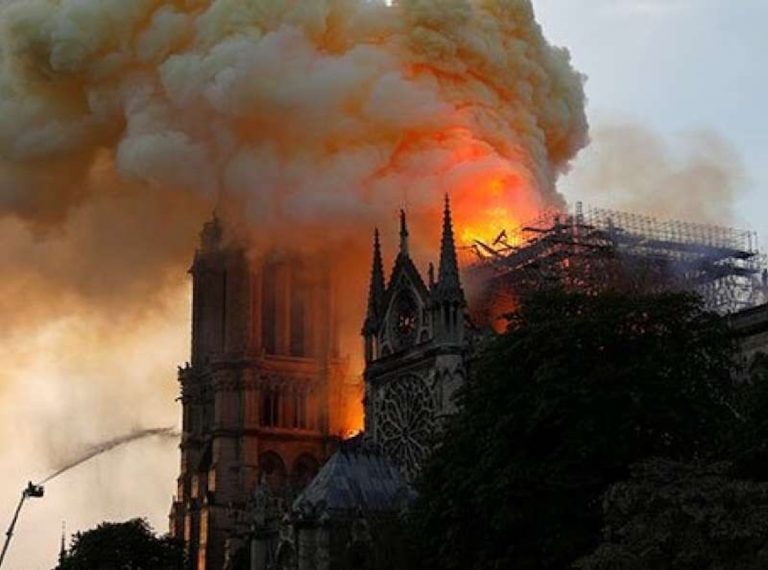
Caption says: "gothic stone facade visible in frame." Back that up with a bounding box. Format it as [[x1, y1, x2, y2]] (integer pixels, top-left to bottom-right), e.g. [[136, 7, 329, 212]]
[[172, 199, 472, 570], [361, 201, 470, 481], [245, 199, 473, 570], [169, 218, 357, 570]]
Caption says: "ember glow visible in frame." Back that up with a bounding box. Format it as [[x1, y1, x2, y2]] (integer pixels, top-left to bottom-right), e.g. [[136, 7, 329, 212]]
[[455, 176, 534, 246]]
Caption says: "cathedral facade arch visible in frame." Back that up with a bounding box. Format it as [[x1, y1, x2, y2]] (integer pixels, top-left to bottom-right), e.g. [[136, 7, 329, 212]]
[[292, 453, 320, 489], [258, 451, 287, 491]]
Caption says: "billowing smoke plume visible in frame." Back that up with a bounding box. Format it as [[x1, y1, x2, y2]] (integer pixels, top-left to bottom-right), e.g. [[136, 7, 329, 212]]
[[564, 123, 745, 225], [1, 0, 587, 238], [0, 1, 586, 567]]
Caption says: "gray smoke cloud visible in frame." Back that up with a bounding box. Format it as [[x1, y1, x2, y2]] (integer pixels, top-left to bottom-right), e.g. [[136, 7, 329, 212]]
[[563, 122, 746, 225]]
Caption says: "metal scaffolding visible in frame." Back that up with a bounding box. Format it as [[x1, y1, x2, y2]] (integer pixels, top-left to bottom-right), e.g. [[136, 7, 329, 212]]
[[469, 203, 768, 315]]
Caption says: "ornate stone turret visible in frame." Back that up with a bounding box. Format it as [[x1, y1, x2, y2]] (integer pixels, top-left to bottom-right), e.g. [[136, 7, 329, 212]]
[[363, 230, 385, 335], [435, 195, 465, 304], [363, 229, 386, 364], [431, 195, 466, 345], [58, 522, 67, 565], [398, 209, 409, 257], [362, 199, 469, 481]]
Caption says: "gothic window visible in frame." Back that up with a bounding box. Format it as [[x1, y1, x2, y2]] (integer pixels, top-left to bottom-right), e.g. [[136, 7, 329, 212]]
[[261, 389, 272, 427], [291, 389, 308, 429], [301, 393, 308, 429], [375, 375, 437, 480], [290, 266, 313, 358], [290, 284, 306, 356], [291, 388, 299, 428], [261, 387, 281, 427], [292, 454, 319, 489], [271, 389, 277, 427], [194, 270, 227, 358], [262, 266, 277, 355], [220, 271, 227, 351], [259, 452, 287, 492], [192, 275, 202, 358]]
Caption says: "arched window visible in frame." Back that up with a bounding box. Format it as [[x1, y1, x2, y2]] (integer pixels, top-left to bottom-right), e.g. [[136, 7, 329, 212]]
[[292, 454, 319, 489], [259, 451, 287, 491], [261, 386, 282, 428], [292, 389, 308, 429], [290, 268, 309, 357], [262, 263, 278, 355]]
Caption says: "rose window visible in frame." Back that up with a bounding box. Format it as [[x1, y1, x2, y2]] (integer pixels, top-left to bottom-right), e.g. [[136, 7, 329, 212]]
[[376, 375, 437, 480]]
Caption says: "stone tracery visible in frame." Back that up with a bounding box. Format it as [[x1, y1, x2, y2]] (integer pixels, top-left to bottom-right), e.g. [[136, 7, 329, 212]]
[[376, 375, 437, 480]]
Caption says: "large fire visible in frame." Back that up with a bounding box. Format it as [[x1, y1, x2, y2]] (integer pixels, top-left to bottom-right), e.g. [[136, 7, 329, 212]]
[[455, 179, 535, 246]]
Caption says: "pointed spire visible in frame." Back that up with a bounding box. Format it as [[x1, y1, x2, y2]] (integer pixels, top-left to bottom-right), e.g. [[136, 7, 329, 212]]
[[363, 228, 386, 334], [59, 521, 67, 564], [436, 194, 464, 303], [399, 209, 409, 257]]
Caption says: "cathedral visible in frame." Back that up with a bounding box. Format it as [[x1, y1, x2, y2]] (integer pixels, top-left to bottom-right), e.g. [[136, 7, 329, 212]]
[[361, 201, 469, 481], [170, 197, 473, 569]]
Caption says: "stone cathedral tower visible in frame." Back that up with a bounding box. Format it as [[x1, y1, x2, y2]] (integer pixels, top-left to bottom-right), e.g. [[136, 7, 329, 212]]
[[169, 217, 357, 570]]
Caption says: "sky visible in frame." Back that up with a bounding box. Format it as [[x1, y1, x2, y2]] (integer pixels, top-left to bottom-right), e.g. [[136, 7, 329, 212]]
[[536, 0, 768, 240], [1, 1, 766, 568]]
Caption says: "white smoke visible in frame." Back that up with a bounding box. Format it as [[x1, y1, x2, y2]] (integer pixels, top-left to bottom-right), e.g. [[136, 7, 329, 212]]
[[0, 0, 587, 230], [564, 123, 745, 225]]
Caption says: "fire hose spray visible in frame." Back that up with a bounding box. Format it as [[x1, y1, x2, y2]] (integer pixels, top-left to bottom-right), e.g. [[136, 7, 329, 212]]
[[0, 426, 177, 567]]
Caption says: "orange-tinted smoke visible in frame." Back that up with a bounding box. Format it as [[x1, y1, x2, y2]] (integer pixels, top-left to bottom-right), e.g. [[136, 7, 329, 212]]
[[1, 0, 586, 247]]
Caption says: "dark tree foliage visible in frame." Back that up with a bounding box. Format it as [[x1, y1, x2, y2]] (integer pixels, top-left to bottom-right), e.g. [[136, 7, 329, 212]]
[[731, 353, 768, 479], [574, 459, 768, 570], [408, 290, 739, 570], [55, 518, 184, 570]]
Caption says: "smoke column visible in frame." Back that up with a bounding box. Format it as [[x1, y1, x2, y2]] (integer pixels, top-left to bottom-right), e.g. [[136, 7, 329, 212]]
[[38, 427, 180, 485], [0, 0, 587, 241]]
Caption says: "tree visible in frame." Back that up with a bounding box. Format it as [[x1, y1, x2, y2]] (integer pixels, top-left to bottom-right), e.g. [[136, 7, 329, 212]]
[[574, 459, 768, 570], [408, 290, 740, 570], [55, 518, 184, 570], [731, 353, 768, 480]]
